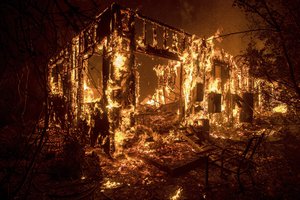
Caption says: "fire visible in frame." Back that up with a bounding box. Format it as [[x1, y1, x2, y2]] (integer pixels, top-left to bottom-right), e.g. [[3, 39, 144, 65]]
[[180, 40, 199, 116], [233, 106, 239, 117], [113, 52, 126, 80], [209, 78, 221, 93], [106, 82, 121, 110], [102, 179, 122, 189], [114, 130, 126, 155], [115, 129, 126, 143], [83, 80, 96, 103], [83, 82, 88, 91], [170, 187, 183, 200], [113, 53, 126, 68], [47, 3, 288, 161], [146, 99, 156, 106], [272, 104, 287, 113]]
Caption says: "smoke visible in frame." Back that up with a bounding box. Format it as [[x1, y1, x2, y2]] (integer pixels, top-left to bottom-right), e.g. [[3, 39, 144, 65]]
[[214, 27, 224, 43], [179, 0, 195, 25]]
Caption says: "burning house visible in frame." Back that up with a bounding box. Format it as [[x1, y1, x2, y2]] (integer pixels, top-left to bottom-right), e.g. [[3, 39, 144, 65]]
[[2, 0, 300, 199], [48, 3, 276, 155]]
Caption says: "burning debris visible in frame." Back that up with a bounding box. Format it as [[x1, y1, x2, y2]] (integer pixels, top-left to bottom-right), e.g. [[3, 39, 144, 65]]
[[101, 178, 122, 190]]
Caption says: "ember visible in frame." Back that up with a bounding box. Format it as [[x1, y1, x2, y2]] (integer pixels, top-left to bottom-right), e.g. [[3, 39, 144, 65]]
[[102, 179, 122, 189], [272, 104, 287, 114]]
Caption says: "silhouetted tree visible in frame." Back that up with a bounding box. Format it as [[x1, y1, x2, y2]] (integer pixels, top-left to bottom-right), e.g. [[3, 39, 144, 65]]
[[0, 0, 102, 198], [234, 0, 300, 111]]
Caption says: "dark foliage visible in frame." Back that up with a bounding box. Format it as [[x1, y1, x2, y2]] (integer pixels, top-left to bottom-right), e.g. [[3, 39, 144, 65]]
[[0, 1, 103, 198], [49, 137, 84, 180], [234, 0, 300, 111]]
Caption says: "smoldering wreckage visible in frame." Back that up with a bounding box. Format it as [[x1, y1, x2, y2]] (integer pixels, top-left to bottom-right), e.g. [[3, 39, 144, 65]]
[[9, 3, 298, 200]]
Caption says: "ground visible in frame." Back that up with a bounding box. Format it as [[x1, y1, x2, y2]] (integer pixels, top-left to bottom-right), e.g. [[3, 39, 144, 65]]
[[1, 120, 300, 200], [91, 124, 300, 200]]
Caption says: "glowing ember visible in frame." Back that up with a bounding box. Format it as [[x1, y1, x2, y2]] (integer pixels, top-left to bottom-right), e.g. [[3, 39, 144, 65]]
[[233, 106, 239, 118], [114, 130, 126, 154], [272, 104, 287, 113], [170, 187, 183, 200], [102, 179, 122, 189]]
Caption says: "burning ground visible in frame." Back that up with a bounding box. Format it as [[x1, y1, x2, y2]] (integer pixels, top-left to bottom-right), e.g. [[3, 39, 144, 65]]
[[96, 121, 300, 200], [4, 118, 298, 200]]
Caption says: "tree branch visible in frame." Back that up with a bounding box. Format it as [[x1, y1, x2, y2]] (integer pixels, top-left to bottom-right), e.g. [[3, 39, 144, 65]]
[[206, 28, 276, 41]]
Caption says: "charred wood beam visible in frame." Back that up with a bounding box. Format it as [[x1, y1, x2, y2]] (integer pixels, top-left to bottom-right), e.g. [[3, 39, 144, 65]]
[[102, 45, 113, 154], [163, 28, 167, 49], [179, 63, 184, 119], [110, 3, 122, 34], [76, 57, 83, 122], [128, 13, 136, 109], [119, 4, 192, 38], [208, 93, 222, 113], [135, 45, 180, 61], [240, 92, 254, 123], [152, 24, 158, 47], [132, 152, 208, 185], [179, 131, 204, 153]]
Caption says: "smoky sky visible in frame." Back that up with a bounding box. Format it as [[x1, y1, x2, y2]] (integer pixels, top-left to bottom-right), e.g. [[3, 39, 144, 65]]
[[90, 0, 249, 55]]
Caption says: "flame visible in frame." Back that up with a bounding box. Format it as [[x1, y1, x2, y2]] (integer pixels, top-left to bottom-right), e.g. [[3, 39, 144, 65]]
[[273, 104, 287, 113], [83, 80, 95, 103], [114, 130, 126, 154], [102, 179, 122, 189], [105, 32, 135, 156], [137, 36, 146, 48], [146, 99, 156, 106], [48, 16, 279, 147], [185, 111, 207, 126], [233, 106, 239, 117], [113, 52, 126, 79], [180, 38, 204, 116], [209, 78, 221, 93], [152, 63, 179, 105], [170, 187, 183, 200], [83, 82, 88, 91]]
